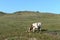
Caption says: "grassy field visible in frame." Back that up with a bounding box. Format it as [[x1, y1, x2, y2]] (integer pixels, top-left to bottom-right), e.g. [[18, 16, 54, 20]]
[[0, 11, 60, 40]]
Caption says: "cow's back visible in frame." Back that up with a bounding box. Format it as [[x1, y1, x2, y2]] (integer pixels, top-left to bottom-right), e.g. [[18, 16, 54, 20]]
[[32, 23, 37, 28], [32, 22, 41, 28]]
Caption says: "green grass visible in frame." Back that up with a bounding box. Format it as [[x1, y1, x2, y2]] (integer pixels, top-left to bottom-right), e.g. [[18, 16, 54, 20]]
[[0, 11, 60, 40]]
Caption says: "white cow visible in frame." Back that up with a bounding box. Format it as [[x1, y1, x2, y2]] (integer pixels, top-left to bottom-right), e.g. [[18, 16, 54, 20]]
[[28, 22, 42, 32]]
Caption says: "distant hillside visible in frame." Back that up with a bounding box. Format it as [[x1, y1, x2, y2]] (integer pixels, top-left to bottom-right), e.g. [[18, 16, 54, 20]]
[[0, 11, 6, 16], [13, 11, 54, 14]]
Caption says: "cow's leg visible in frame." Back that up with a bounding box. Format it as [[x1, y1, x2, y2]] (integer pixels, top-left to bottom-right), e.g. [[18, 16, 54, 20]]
[[38, 26, 40, 31], [38, 26, 41, 32], [32, 27, 35, 32], [40, 27, 41, 31]]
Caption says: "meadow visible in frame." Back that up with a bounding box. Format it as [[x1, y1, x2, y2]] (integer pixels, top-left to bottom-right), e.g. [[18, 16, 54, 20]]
[[0, 11, 60, 40]]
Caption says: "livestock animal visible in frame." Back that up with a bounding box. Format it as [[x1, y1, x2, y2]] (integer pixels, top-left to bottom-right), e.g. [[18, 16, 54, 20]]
[[28, 22, 42, 32]]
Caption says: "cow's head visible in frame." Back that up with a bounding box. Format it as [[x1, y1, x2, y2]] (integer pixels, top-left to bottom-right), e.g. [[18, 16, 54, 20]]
[[27, 25, 33, 32], [30, 25, 33, 32]]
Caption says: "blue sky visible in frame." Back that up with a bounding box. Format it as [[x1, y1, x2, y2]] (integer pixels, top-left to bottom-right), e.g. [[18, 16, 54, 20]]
[[0, 0, 60, 14]]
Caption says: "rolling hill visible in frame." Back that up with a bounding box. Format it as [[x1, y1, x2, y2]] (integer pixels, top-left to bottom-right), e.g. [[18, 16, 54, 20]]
[[0, 11, 60, 40]]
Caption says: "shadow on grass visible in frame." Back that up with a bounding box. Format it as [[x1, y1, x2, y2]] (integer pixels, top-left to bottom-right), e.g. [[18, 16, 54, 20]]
[[41, 29, 60, 35]]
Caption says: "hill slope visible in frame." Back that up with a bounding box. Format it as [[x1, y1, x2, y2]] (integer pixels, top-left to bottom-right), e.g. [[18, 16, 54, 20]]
[[0, 11, 60, 40]]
